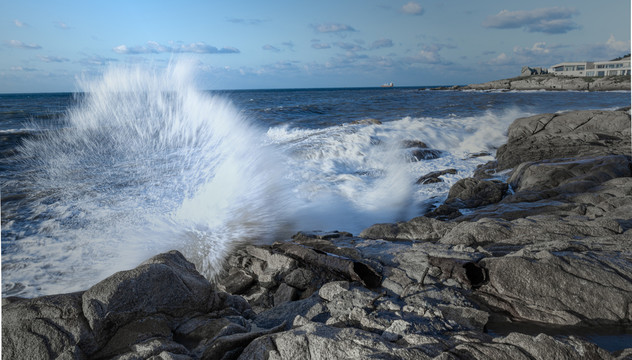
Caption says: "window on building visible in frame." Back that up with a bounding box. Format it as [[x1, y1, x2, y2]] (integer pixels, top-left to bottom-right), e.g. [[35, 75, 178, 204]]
[[554, 66, 564, 72], [586, 71, 594, 76], [597, 71, 605, 76], [576, 65, 585, 70]]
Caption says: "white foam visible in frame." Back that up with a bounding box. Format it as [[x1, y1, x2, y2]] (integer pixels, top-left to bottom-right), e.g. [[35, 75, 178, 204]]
[[4, 61, 293, 296]]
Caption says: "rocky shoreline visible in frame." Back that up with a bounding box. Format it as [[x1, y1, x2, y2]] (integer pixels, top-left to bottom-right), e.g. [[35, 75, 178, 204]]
[[3, 108, 632, 359], [432, 75, 631, 91]]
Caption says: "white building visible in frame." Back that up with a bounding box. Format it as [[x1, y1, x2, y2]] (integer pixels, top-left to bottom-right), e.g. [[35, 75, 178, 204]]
[[549, 56, 630, 77]]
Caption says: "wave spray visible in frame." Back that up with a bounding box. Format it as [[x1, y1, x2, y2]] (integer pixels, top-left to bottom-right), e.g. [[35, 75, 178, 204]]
[[9, 62, 291, 295]]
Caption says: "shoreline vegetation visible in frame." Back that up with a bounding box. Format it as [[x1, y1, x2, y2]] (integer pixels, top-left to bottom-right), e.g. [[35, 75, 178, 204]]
[[431, 74, 631, 91], [3, 107, 632, 359]]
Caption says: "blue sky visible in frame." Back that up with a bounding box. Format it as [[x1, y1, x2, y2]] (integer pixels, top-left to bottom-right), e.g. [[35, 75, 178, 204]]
[[1, 0, 630, 92]]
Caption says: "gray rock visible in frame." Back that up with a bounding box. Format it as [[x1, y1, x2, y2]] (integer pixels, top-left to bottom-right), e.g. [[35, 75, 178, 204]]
[[174, 316, 235, 349], [424, 204, 462, 221], [115, 338, 190, 360], [274, 283, 299, 306], [1, 292, 95, 359], [463, 74, 630, 92], [416, 169, 457, 185], [253, 295, 325, 329], [509, 155, 631, 193], [283, 268, 315, 290], [441, 214, 623, 247], [219, 269, 256, 295], [590, 76, 632, 91], [409, 148, 442, 161], [452, 332, 613, 360], [496, 109, 631, 170], [274, 242, 382, 288], [91, 315, 172, 359], [200, 322, 286, 360], [401, 140, 428, 148], [239, 322, 433, 360], [359, 215, 453, 241], [476, 250, 632, 326], [445, 178, 508, 208], [82, 250, 214, 343]]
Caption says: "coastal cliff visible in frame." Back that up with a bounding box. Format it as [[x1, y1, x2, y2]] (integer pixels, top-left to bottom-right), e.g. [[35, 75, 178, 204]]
[[3, 108, 632, 359], [440, 74, 630, 91]]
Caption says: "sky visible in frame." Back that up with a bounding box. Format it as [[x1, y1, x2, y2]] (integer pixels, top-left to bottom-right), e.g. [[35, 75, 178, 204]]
[[1, 0, 630, 92]]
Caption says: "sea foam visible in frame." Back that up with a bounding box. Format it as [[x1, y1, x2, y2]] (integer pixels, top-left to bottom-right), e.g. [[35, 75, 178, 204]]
[[6, 61, 291, 295]]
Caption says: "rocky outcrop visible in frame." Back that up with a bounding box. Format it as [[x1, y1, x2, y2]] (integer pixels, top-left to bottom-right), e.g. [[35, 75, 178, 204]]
[[2, 251, 279, 360], [4, 109, 632, 359], [458, 75, 631, 91], [496, 109, 631, 170]]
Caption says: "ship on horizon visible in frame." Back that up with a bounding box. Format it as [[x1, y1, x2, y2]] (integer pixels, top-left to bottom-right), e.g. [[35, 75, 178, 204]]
[[381, 82, 394, 88]]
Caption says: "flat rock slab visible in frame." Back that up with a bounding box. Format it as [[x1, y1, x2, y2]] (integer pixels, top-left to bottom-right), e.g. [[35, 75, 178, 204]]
[[476, 250, 632, 326], [496, 109, 631, 170]]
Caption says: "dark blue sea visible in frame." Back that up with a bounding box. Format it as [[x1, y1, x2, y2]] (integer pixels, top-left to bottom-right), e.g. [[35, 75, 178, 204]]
[[1, 64, 630, 298]]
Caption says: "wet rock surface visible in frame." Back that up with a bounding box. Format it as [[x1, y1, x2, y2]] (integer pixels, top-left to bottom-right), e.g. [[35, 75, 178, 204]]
[[4, 109, 632, 359]]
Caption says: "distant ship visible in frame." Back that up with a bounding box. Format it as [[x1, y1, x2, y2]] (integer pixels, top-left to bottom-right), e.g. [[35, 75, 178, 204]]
[[381, 82, 394, 88]]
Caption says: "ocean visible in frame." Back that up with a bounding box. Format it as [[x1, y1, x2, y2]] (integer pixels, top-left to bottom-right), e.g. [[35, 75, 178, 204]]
[[1, 63, 630, 298]]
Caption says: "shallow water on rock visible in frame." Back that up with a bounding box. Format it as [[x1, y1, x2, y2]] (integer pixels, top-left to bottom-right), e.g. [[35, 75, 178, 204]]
[[486, 320, 632, 352]]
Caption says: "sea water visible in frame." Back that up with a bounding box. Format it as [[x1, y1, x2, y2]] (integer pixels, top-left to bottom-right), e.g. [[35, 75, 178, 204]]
[[1, 62, 630, 298]]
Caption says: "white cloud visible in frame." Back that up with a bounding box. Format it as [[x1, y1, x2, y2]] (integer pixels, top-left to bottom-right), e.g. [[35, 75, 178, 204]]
[[113, 41, 240, 55], [486, 53, 514, 66], [14, 19, 28, 28], [38, 55, 70, 63], [55, 21, 71, 30], [483, 7, 579, 34], [402, 2, 424, 15], [227, 18, 265, 25], [416, 49, 441, 64], [311, 23, 356, 34], [606, 34, 630, 53], [5, 40, 42, 49], [263, 44, 280, 52], [513, 42, 550, 56], [79, 55, 118, 66]]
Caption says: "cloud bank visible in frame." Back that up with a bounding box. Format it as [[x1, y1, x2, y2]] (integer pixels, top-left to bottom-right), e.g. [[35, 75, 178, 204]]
[[483, 7, 580, 34], [5, 40, 42, 49], [113, 41, 240, 55]]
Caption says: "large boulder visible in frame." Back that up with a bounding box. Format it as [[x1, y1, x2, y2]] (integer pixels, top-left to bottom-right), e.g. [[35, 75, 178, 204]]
[[475, 248, 632, 326], [509, 155, 631, 193], [1, 250, 263, 359], [445, 178, 508, 208], [496, 109, 631, 170], [82, 250, 215, 342], [452, 332, 612, 360]]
